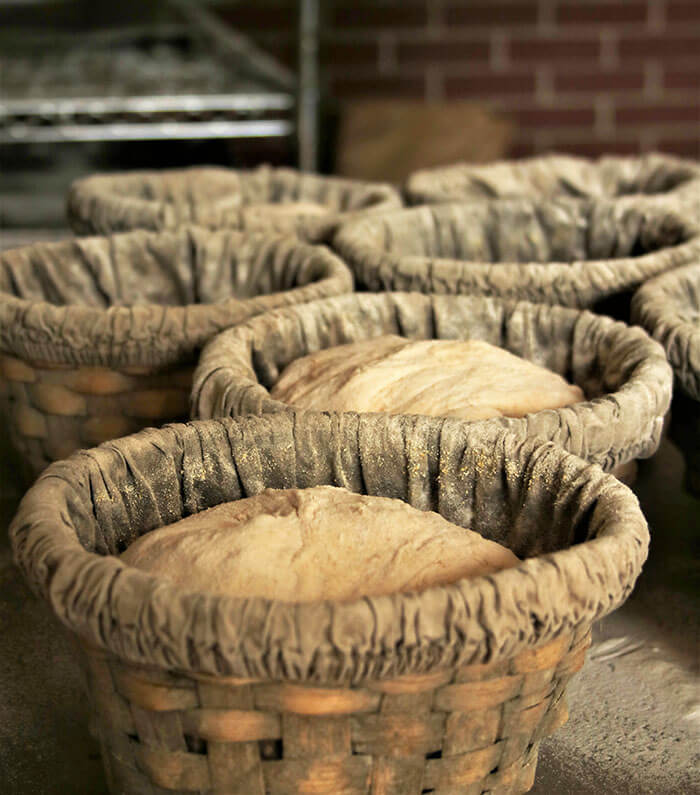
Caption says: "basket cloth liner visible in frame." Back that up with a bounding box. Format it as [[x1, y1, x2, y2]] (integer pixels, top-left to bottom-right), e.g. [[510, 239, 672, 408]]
[[405, 152, 700, 205], [192, 292, 672, 471], [632, 263, 700, 401], [67, 165, 403, 241], [332, 197, 700, 308], [0, 227, 353, 369], [10, 413, 648, 684]]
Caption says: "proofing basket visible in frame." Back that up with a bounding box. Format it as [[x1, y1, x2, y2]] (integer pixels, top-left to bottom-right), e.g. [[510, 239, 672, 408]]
[[332, 197, 700, 310], [0, 228, 352, 479], [192, 291, 672, 475], [67, 165, 403, 242], [632, 263, 700, 494], [10, 413, 649, 794], [406, 152, 700, 209]]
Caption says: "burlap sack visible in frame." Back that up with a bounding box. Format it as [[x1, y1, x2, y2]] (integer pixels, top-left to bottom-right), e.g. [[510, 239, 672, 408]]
[[10, 413, 648, 682], [632, 263, 700, 495], [406, 152, 700, 209], [332, 198, 700, 309], [67, 165, 402, 242], [0, 228, 352, 477], [191, 292, 672, 473]]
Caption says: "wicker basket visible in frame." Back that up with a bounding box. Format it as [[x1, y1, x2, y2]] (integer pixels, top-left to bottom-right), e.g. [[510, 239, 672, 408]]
[[405, 152, 700, 208], [0, 228, 352, 479], [332, 197, 700, 311], [632, 263, 700, 494], [10, 413, 649, 794], [192, 292, 672, 476], [67, 165, 403, 242]]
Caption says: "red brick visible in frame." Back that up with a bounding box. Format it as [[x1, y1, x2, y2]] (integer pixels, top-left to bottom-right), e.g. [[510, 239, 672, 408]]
[[546, 140, 641, 157], [615, 103, 700, 125], [666, 1, 700, 23], [445, 2, 538, 27], [555, 1, 647, 26], [664, 69, 700, 90], [656, 138, 700, 158], [320, 39, 379, 66], [215, 4, 296, 34], [329, 74, 425, 99], [444, 71, 536, 97], [398, 39, 491, 65], [508, 138, 537, 158], [243, 35, 296, 68], [333, 4, 426, 28], [554, 71, 644, 93], [509, 37, 600, 63], [513, 106, 596, 129], [619, 34, 700, 60]]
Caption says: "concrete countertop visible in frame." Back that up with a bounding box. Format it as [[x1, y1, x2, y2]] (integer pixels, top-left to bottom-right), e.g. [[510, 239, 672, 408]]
[[0, 376, 697, 794]]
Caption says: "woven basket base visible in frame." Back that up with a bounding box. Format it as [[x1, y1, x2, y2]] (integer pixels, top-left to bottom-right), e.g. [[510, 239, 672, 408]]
[[0, 355, 192, 480], [78, 627, 591, 794]]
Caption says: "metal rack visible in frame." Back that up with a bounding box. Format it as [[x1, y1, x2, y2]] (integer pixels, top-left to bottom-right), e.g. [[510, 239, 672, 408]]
[[0, 0, 298, 152]]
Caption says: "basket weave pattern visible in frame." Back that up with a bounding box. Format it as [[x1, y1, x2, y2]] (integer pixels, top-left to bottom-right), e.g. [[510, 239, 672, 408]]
[[0, 354, 191, 479], [0, 230, 354, 478], [82, 628, 590, 795]]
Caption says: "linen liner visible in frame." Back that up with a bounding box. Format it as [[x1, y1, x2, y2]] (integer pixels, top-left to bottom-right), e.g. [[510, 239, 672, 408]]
[[406, 152, 700, 207], [0, 227, 353, 369], [631, 263, 700, 401], [632, 264, 700, 495], [10, 412, 648, 685], [67, 165, 402, 242], [332, 197, 700, 308], [191, 292, 672, 472]]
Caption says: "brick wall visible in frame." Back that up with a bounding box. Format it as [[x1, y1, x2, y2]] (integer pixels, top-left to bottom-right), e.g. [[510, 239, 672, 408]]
[[215, 0, 700, 160]]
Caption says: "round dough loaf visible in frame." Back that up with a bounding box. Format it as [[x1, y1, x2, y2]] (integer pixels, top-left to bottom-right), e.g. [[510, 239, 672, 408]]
[[270, 335, 585, 420], [120, 486, 519, 603]]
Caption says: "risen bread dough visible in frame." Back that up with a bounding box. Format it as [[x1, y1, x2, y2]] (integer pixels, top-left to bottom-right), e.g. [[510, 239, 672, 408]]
[[270, 335, 584, 419], [120, 486, 519, 603]]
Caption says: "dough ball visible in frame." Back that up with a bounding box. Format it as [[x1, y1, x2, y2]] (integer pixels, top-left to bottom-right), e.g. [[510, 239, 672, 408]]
[[270, 335, 584, 420], [121, 486, 519, 603]]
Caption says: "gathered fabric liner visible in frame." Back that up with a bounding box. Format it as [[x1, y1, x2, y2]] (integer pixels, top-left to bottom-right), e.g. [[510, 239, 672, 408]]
[[0, 227, 353, 370], [10, 412, 648, 684], [67, 165, 403, 242], [632, 263, 700, 402], [332, 197, 700, 308], [192, 292, 672, 472], [405, 152, 700, 207]]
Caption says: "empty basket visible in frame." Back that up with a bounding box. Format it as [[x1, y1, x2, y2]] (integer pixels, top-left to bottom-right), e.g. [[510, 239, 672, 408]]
[[632, 262, 700, 494], [332, 197, 700, 310], [406, 152, 700, 208], [0, 228, 352, 479], [67, 165, 402, 242], [10, 413, 649, 794]]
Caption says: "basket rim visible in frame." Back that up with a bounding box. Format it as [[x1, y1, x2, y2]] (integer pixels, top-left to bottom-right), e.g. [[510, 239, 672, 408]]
[[0, 227, 353, 370], [191, 290, 672, 470], [9, 413, 649, 685], [67, 165, 403, 240], [632, 262, 700, 401], [405, 151, 700, 204], [332, 197, 700, 308]]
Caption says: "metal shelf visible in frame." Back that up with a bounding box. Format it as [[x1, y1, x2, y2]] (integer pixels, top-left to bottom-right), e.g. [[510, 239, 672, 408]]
[[0, 120, 294, 145], [0, 0, 296, 147]]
